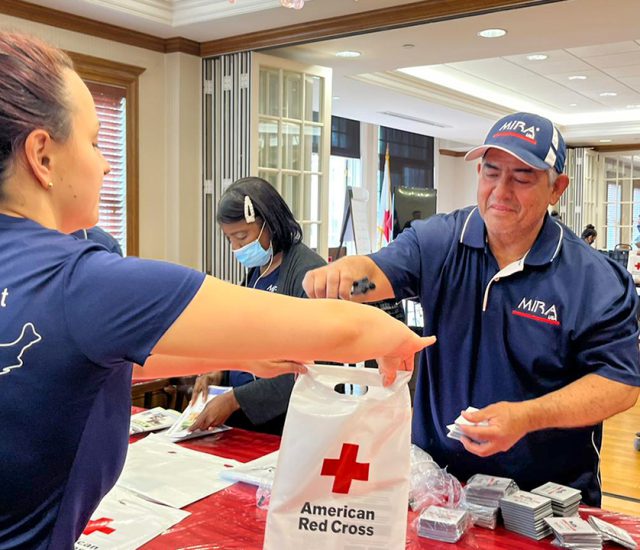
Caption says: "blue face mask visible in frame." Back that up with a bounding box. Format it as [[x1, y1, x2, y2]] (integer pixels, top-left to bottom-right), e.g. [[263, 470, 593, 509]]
[[233, 223, 273, 268]]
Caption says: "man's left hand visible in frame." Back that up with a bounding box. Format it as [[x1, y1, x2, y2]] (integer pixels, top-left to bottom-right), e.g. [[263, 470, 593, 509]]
[[189, 390, 240, 432], [457, 401, 531, 457]]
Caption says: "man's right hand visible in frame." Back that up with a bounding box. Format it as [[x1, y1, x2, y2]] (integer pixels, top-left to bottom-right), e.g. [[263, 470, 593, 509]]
[[303, 256, 394, 302], [303, 262, 359, 300]]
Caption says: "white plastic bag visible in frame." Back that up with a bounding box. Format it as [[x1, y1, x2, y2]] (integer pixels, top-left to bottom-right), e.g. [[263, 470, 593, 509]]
[[264, 364, 412, 550]]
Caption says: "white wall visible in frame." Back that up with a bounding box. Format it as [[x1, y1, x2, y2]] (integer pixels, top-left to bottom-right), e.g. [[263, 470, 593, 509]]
[[435, 150, 478, 213], [0, 16, 202, 268]]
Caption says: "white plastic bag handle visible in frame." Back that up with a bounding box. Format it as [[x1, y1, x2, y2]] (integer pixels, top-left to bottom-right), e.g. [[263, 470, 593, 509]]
[[304, 363, 411, 391]]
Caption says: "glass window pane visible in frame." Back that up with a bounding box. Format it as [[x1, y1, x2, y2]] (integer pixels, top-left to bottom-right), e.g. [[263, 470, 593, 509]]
[[282, 173, 302, 218], [283, 71, 302, 120], [302, 221, 319, 251], [259, 68, 280, 117], [282, 122, 301, 170], [621, 156, 632, 179], [304, 75, 323, 123], [304, 126, 322, 172], [258, 118, 279, 169], [634, 155, 640, 181], [304, 173, 320, 222], [258, 170, 279, 191], [605, 158, 617, 180]]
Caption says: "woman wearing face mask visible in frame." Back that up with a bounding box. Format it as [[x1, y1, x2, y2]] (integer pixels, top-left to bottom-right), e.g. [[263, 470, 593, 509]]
[[189, 177, 326, 434]]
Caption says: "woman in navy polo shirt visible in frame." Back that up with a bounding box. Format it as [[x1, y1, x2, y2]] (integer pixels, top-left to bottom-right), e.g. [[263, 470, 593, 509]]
[[0, 32, 434, 549]]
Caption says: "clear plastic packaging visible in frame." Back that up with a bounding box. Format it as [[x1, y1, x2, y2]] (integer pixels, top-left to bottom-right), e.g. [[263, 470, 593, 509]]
[[417, 505, 473, 543], [409, 444, 463, 513], [463, 501, 499, 529], [256, 481, 271, 510]]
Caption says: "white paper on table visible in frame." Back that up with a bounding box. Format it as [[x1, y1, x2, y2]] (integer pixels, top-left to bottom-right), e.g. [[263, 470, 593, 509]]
[[115, 434, 240, 508], [74, 486, 190, 550], [219, 450, 279, 489]]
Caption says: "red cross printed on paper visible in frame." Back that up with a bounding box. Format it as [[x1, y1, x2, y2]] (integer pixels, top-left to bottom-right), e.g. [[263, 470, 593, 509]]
[[83, 517, 115, 535], [635, 262, 640, 270], [321, 443, 370, 494]]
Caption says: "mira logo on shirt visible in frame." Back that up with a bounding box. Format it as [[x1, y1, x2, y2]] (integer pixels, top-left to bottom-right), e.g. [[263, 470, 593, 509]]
[[512, 297, 560, 326]]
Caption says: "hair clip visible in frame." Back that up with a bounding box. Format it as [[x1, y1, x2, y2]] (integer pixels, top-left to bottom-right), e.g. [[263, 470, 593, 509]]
[[244, 195, 256, 223]]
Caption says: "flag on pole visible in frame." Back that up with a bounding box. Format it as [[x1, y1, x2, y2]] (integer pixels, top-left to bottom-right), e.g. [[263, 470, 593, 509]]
[[377, 145, 393, 248]]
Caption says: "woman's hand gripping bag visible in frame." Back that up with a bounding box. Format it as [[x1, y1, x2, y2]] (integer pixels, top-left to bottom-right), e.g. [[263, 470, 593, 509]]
[[264, 364, 412, 550]]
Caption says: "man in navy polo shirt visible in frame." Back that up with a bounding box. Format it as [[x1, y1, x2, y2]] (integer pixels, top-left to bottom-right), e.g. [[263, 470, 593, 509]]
[[303, 112, 640, 506]]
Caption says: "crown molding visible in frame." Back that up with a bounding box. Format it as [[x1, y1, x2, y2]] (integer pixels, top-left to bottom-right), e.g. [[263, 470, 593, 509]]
[[200, 0, 563, 57], [591, 144, 640, 152], [351, 71, 512, 121], [563, 119, 640, 141], [0, 0, 200, 54], [173, 0, 293, 26], [1, 0, 563, 58], [76, 0, 291, 27], [439, 149, 467, 157], [164, 36, 200, 55], [88, 0, 172, 25]]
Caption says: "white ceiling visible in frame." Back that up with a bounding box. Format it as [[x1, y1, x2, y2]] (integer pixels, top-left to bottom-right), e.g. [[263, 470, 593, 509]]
[[27, 0, 410, 41], [267, 0, 640, 148], [23, 0, 640, 148]]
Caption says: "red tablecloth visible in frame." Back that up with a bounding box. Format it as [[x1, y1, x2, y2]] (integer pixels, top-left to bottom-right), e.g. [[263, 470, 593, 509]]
[[130, 408, 640, 549]]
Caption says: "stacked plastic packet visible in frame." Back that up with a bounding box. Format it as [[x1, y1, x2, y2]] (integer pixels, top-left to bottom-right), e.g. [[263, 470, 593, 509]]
[[500, 490, 553, 540], [446, 406, 488, 442], [417, 505, 472, 543], [545, 517, 602, 549], [532, 482, 581, 516], [588, 516, 638, 549], [464, 473, 518, 529], [464, 502, 499, 529]]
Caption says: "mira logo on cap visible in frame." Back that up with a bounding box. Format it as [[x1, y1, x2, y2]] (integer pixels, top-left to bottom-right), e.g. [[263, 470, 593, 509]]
[[494, 120, 540, 144], [465, 112, 566, 175]]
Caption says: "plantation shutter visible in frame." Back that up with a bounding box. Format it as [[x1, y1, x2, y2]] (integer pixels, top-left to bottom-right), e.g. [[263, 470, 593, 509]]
[[87, 82, 127, 255]]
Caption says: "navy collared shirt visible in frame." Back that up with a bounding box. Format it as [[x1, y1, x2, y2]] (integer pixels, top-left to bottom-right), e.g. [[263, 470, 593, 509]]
[[371, 206, 640, 505]]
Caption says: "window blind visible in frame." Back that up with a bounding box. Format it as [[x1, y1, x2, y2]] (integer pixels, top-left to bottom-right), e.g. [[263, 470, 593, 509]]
[[331, 116, 360, 159], [87, 82, 127, 255], [379, 126, 434, 190]]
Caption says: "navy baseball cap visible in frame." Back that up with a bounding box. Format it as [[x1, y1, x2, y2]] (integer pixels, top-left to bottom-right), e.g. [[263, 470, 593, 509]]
[[465, 112, 566, 174]]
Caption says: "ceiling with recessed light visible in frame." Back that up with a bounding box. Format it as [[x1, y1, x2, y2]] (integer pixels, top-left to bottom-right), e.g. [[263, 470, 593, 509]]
[[17, 0, 640, 148], [267, 0, 640, 148]]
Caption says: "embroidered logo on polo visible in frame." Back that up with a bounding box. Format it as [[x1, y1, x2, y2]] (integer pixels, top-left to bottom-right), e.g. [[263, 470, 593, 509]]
[[512, 297, 560, 326], [494, 120, 540, 144]]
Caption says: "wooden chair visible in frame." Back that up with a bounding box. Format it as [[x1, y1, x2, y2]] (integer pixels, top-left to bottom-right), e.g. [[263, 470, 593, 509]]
[[131, 379, 177, 410]]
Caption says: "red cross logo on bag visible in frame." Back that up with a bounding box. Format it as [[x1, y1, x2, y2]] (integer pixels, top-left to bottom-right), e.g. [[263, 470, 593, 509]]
[[321, 443, 370, 494], [83, 517, 115, 535]]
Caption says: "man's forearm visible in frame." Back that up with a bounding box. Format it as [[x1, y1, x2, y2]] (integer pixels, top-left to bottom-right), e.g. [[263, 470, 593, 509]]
[[519, 373, 639, 432]]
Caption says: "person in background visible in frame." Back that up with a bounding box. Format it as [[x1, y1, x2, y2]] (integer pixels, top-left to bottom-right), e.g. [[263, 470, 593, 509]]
[[190, 177, 326, 435], [402, 209, 423, 231], [72, 225, 123, 255], [581, 224, 598, 246], [0, 32, 435, 548], [303, 112, 640, 506], [550, 210, 561, 222]]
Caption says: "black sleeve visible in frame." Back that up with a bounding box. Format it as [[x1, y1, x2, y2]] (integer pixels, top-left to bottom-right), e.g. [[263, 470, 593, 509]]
[[232, 374, 295, 424]]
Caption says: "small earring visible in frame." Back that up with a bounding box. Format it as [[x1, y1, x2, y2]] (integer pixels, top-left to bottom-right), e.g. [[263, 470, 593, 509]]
[[47, 182, 53, 189]]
